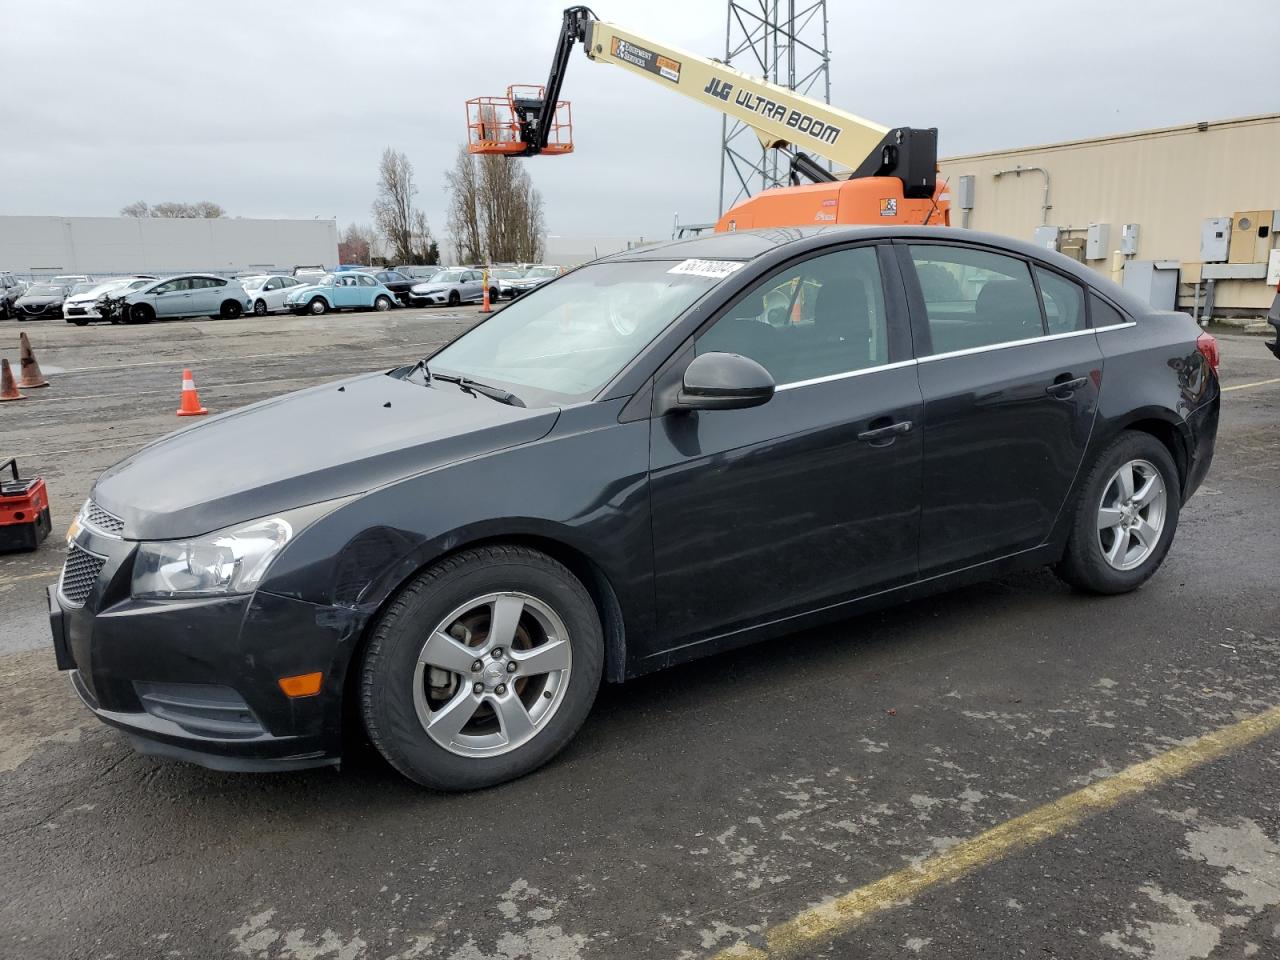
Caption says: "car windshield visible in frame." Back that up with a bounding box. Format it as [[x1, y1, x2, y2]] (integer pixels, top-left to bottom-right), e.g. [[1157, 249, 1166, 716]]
[[491, 269, 521, 279], [317, 274, 337, 285], [527, 266, 558, 278], [426, 260, 724, 405], [431, 270, 465, 283], [240, 277, 266, 289], [25, 284, 63, 297], [69, 282, 98, 295]]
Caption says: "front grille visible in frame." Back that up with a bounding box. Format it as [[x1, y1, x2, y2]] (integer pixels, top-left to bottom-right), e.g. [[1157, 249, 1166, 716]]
[[83, 501, 125, 536], [60, 544, 106, 607], [67, 306, 86, 316]]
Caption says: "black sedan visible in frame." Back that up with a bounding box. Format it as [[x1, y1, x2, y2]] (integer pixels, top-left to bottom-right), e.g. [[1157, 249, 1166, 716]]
[[50, 226, 1220, 790], [13, 282, 71, 320], [368, 269, 416, 307]]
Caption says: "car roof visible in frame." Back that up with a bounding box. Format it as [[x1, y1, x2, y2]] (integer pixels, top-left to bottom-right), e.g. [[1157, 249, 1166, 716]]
[[605, 225, 1149, 312]]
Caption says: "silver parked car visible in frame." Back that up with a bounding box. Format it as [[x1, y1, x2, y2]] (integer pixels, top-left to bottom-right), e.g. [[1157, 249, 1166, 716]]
[[120, 274, 251, 324], [240, 274, 309, 315], [408, 268, 494, 307]]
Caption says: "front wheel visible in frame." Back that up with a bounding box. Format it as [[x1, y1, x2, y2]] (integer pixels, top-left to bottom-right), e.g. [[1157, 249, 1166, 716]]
[[373, 295, 392, 312], [219, 300, 243, 320], [447, 290, 460, 307], [308, 297, 328, 315], [360, 545, 604, 791], [127, 303, 154, 325], [253, 299, 268, 316], [1056, 431, 1181, 594]]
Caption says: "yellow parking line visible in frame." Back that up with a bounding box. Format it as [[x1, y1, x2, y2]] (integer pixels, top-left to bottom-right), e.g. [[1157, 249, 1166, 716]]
[[1223, 376, 1280, 392], [0, 568, 61, 586], [710, 703, 1280, 959]]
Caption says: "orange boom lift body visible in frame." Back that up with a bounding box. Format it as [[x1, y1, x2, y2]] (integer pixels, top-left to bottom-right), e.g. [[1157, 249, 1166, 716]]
[[466, 7, 948, 233]]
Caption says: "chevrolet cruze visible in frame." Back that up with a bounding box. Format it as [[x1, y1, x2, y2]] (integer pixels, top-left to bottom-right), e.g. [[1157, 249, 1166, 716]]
[[50, 227, 1220, 790]]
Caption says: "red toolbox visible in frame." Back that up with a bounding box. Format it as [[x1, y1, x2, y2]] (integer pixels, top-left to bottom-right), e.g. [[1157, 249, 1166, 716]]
[[0, 458, 52, 552]]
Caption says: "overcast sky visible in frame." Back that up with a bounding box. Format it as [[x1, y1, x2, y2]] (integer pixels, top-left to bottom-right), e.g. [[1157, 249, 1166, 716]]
[[4, 0, 1277, 242]]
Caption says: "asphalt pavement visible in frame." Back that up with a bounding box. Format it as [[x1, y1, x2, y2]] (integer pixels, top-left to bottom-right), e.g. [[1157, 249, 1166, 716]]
[[1, 310, 1278, 960]]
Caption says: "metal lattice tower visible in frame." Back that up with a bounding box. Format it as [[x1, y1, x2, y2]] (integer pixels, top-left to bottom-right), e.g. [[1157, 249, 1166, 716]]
[[718, 0, 831, 217]]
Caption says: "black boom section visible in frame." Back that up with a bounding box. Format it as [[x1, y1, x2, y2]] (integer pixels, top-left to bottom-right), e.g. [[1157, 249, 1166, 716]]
[[850, 127, 938, 198]]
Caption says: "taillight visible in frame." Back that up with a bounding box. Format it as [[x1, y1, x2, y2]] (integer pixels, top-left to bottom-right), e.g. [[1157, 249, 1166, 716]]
[[1196, 331, 1220, 372]]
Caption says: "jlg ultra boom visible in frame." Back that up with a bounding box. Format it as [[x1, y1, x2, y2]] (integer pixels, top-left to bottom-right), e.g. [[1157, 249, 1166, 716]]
[[466, 6, 948, 232]]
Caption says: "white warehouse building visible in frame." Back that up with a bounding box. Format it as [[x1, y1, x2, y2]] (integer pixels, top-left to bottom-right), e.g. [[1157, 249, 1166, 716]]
[[0, 216, 338, 277]]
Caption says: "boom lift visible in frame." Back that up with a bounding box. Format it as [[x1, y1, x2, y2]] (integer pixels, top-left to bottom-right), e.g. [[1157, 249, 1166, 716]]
[[466, 6, 948, 232]]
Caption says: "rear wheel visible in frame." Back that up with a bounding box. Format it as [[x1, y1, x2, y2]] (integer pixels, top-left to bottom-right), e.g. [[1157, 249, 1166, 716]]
[[360, 545, 603, 791], [1056, 432, 1180, 594], [308, 297, 328, 315], [488, 287, 499, 304]]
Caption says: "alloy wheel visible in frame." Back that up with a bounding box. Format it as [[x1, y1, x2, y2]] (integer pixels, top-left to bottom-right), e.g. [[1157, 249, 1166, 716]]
[[412, 592, 572, 758], [1096, 458, 1167, 571]]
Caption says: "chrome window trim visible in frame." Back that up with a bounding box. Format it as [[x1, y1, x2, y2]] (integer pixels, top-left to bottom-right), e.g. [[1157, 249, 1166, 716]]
[[775, 358, 918, 392], [918, 322, 1135, 364]]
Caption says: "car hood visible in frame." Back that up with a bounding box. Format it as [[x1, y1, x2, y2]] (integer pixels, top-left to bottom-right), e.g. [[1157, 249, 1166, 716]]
[[16, 295, 63, 306], [286, 283, 325, 298], [92, 371, 560, 540]]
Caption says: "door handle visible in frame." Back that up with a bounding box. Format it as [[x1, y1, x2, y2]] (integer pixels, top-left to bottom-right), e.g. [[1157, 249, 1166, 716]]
[[1045, 376, 1088, 397], [857, 420, 913, 444]]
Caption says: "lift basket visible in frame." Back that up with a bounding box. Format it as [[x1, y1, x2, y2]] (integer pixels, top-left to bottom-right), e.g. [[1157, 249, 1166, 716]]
[[466, 85, 573, 156]]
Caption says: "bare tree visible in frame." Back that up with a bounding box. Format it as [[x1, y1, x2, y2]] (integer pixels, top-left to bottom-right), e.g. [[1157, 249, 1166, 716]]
[[120, 200, 225, 218], [445, 145, 484, 265], [410, 210, 440, 265], [446, 147, 545, 264], [338, 223, 375, 264], [372, 148, 421, 264]]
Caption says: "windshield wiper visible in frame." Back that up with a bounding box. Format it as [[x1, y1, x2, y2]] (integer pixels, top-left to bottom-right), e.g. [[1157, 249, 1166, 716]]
[[431, 372, 526, 408]]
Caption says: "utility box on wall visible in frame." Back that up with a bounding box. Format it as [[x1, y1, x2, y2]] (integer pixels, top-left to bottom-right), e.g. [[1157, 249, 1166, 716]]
[[1059, 237, 1087, 262], [1120, 223, 1140, 256], [1033, 225, 1060, 251], [1085, 223, 1110, 260], [956, 175, 975, 211], [1201, 217, 1231, 262], [1122, 260, 1180, 311], [1228, 210, 1273, 264]]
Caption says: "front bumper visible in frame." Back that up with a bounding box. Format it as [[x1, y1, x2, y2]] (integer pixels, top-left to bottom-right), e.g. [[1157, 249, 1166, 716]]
[[410, 291, 449, 305], [48, 528, 364, 772], [63, 304, 101, 320]]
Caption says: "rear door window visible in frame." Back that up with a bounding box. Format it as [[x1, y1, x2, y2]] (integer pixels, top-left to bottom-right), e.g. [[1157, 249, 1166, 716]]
[[1035, 267, 1086, 334], [908, 245, 1045, 354]]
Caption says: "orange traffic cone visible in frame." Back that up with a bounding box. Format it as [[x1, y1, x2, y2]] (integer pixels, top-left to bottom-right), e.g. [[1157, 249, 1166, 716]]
[[480, 277, 492, 314], [176, 368, 208, 417], [17, 332, 49, 388], [0, 358, 26, 401]]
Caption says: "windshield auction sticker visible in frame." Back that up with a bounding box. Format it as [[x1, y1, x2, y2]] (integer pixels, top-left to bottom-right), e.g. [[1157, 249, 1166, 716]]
[[668, 259, 745, 280], [611, 37, 681, 83]]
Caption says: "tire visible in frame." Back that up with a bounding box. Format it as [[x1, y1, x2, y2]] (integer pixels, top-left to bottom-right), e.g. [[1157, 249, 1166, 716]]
[[447, 290, 460, 307], [1055, 431, 1181, 595], [72, 319, 89, 327], [308, 297, 328, 315], [219, 300, 243, 320], [360, 545, 604, 791], [374, 295, 392, 312], [253, 299, 268, 316], [127, 303, 154, 325], [488, 287, 499, 304]]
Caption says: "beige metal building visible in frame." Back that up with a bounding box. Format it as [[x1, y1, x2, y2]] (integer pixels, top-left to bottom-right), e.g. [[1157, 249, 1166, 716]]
[[938, 113, 1280, 314]]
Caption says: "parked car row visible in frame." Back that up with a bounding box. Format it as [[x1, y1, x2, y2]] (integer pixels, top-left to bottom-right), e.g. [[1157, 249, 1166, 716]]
[[0, 263, 572, 325]]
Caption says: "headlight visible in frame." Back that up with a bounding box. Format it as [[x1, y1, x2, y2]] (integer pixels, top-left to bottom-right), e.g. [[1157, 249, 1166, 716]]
[[131, 517, 293, 599]]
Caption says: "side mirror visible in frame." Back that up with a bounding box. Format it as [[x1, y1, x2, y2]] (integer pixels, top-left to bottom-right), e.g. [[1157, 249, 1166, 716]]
[[676, 351, 775, 411]]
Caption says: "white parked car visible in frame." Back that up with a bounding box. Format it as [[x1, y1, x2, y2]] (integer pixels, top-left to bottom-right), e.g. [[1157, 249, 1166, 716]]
[[239, 274, 309, 315], [62, 277, 155, 325], [120, 274, 252, 324]]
